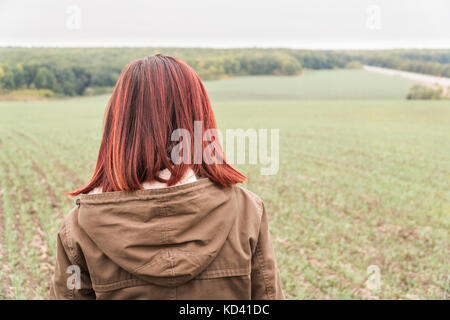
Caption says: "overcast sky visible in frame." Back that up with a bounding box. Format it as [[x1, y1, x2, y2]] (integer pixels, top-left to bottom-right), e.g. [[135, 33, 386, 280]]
[[0, 0, 449, 49]]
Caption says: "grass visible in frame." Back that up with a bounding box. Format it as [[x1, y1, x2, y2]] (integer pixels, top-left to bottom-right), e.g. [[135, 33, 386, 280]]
[[204, 69, 420, 100], [0, 69, 448, 299], [0, 89, 54, 101]]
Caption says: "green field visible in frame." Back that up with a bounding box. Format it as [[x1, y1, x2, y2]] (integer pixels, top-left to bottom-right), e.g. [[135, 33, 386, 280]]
[[0, 70, 448, 299], [205, 69, 420, 100]]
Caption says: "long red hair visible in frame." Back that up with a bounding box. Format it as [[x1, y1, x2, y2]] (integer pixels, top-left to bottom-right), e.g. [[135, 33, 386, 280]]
[[69, 54, 245, 196]]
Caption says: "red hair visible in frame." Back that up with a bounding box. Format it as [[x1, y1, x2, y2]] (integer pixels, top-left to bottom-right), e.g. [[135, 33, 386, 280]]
[[69, 54, 245, 196]]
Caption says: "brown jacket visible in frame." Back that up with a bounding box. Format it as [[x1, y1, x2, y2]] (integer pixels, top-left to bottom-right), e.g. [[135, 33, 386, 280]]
[[50, 178, 284, 300]]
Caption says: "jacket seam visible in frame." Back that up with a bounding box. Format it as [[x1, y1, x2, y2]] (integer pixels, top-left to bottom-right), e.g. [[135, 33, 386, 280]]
[[167, 248, 176, 287], [196, 267, 250, 279], [61, 219, 77, 299], [78, 178, 214, 203], [92, 278, 148, 293], [61, 210, 92, 299], [133, 254, 164, 273], [253, 201, 264, 255], [255, 239, 274, 299], [167, 249, 177, 299], [63, 211, 84, 267]]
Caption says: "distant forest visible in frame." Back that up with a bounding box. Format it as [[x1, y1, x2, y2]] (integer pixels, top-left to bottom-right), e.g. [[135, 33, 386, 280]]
[[0, 48, 449, 97]]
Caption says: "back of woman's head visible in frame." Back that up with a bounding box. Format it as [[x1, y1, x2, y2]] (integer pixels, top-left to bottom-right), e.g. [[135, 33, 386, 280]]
[[70, 54, 245, 195]]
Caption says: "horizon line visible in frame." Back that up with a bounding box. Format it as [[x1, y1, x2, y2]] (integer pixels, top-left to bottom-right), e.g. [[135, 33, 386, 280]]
[[1, 42, 450, 51]]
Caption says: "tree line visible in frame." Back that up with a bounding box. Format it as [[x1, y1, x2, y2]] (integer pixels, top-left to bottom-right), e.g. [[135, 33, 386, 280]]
[[0, 48, 449, 97]]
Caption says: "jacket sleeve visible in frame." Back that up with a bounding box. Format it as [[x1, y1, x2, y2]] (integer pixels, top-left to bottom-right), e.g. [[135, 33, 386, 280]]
[[251, 203, 285, 300], [49, 216, 95, 300]]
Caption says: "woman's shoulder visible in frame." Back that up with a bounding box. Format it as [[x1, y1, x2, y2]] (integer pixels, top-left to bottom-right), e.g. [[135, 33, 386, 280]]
[[60, 204, 80, 230], [58, 204, 93, 259], [231, 184, 265, 222]]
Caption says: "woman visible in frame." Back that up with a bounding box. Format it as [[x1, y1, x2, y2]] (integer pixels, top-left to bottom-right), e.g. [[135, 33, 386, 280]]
[[50, 54, 284, 300]]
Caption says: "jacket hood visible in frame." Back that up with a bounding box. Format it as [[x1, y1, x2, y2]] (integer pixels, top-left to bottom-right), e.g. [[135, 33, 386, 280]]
[[77, 178, 237, 287]]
